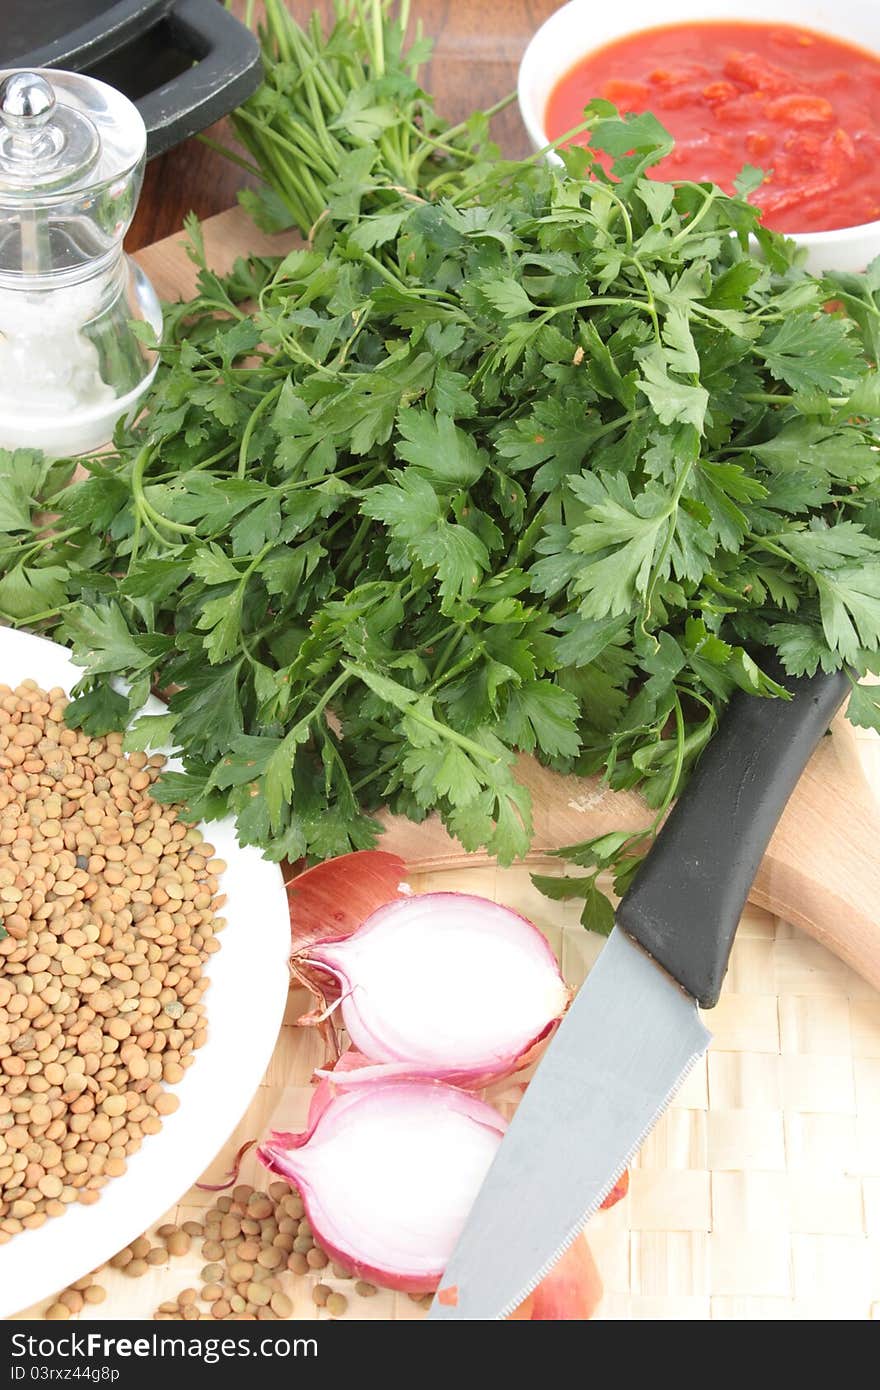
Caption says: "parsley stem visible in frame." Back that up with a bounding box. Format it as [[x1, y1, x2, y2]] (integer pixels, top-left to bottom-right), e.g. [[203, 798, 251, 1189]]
[[421, 619, 458, 652], [448, 112, 597, 206], [280, 461, 374, 492], [402, 705, 502, 764], [238, 383, 283, 478], [819, 286, 880, 321], [666, 189, 719, 248], [754, 535, 800, 567], [676, 685, 718, 720], [350, 762, 388, 795], [130, 508, 142, 572], [429, 642, 485, 693], [356, 248, 409, 293], [514, 506, 549, 566], [264, 0, 291, 58], [655, 690, 686, 820], [192, 443, 239, 473], [311, 670, 352, 722], [431, 629, 465, 681], [233, 106, 337, 185], [438, 92, 517, 146], [331, 305, 372, 370], [7, 602, 77, 626], [741, 391, 849, 407], [193, 298, 246, 323], [370, 0, 385, 76], [288, 24, 339, 163], [538, 295, 652, 322], [343, 661, 501, 764], [195, 135, 263, 181], [21, 527, 77, 558], [337, 516, 374, 581], [409, 123, 482, 164], [130, 446, 198, 539], [604, 187, 635, 250], [629, 257, 661, 341]]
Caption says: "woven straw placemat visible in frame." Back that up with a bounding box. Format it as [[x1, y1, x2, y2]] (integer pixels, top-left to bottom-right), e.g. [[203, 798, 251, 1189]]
[[13, 733, 880, 1321], [13, 865, 880, 1322]]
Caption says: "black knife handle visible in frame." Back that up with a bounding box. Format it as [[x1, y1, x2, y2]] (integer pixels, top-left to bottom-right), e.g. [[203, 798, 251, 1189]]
[[615, 666, 850, 1009]]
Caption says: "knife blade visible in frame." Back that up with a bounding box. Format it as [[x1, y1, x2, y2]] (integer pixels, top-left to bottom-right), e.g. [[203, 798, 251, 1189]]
[[428, 926, 709, 1320], [428, 664, 850, 1320]]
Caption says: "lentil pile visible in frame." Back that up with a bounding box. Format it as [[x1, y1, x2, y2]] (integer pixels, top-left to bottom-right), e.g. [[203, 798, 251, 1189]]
[[0, 679, 227, 1239], [41, 1178, 434, 1319]]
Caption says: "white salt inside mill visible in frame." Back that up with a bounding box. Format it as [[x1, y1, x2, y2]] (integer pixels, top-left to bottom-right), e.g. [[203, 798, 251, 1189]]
[[0, 67, 162, 457]]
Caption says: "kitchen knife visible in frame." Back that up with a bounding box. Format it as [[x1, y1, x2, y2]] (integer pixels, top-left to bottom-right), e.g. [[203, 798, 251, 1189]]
[[428, 665, 850, 1320]]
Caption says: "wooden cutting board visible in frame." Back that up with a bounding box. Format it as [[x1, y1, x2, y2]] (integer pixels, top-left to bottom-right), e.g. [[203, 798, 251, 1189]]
[[139, 205, 880, 992], [10, 210, 880, 1322]]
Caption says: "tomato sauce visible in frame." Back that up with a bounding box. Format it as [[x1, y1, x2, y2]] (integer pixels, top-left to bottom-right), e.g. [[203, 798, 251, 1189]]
[[545, 22, 880, 232]]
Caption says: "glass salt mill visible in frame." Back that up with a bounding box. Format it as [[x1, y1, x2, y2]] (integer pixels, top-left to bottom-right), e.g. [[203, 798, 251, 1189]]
[[0, 68, 162, 457]]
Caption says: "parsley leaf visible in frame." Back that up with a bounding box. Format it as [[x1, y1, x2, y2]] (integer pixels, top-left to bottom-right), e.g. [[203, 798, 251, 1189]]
[[759, 315, 863, 393]]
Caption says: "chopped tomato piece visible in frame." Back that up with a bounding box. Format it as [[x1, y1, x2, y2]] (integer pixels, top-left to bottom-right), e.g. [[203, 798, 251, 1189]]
[[745, 131, 772, 159], [600, 79, 649, 108], [702, 81, 737, 104], [764, 93, 833, 124], [722, 50, 791, 95], [649, 67, 697, 87]]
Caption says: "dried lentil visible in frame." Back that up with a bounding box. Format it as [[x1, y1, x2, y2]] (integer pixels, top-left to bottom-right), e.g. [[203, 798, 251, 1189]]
[[0, 682, 226, 1238]]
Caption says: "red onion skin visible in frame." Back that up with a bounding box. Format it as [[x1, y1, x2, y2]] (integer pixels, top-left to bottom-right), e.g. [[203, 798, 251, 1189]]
[[507, 1239, 604, 1320], [312, 1019, 560, 1091], [286, 851, 409, 1043], [258, 1073, 507, 1295], [287, 850, 408, 957], [306, 891, 570, 1088], [271, 1048, 372, 1146], [600, 1169, 629, 1209]]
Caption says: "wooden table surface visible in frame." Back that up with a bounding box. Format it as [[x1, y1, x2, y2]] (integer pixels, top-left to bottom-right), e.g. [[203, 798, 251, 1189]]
[[128, 0, 561, 250]]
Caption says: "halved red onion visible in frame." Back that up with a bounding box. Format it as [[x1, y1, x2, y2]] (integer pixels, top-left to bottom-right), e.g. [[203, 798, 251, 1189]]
[[286, 850, 409, 959], [303, 892, 570, 1086], [258, 1077, 506, 1293]]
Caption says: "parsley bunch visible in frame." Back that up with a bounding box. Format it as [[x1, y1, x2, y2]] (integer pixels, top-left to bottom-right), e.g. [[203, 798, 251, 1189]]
[[3, 3, 880, 933], [221, 0, 509, 236]]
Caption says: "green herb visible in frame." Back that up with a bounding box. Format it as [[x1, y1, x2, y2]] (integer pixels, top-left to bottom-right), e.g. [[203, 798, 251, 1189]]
[[223, 0, 510, 236], [4, 2, 880, 931]]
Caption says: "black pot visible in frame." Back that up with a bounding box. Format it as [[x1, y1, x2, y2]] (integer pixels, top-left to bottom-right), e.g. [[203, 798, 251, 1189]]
[[0, 0, 262, 156]]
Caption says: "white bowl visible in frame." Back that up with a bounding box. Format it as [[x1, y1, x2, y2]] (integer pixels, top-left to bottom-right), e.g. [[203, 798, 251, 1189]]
[[518, 0, 880, 273], [0, 627, 291, 1317]]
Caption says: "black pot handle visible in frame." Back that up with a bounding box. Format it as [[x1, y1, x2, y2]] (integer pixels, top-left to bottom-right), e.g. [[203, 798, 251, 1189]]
[[135, 0, 261, 158]]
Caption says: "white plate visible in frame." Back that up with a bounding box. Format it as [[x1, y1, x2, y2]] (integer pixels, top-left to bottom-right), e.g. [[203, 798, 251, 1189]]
[[0, 628, 291, 1317]]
